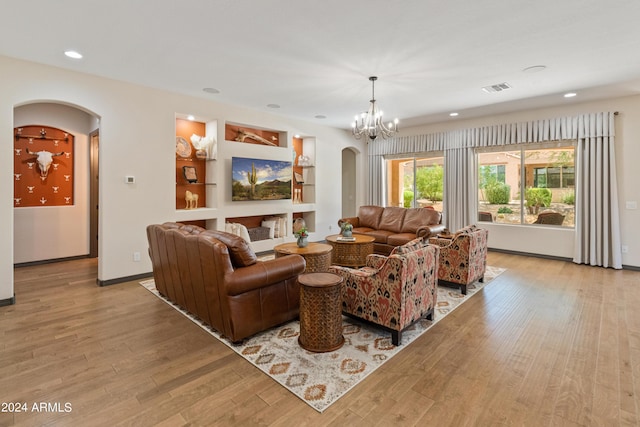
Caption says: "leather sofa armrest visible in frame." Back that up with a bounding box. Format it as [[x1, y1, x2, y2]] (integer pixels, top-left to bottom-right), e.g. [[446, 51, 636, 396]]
[[416, 224, 446, 238], [225, 255, 306, 296], [338, 217, 360, 228]]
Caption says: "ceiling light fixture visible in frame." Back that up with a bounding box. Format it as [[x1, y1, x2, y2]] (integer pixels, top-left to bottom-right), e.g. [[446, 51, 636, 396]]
[[64, 50, 83, 59], [564, 92, 577, 98], [351, 76, 398, 141], [202, 87, 220, 94], [449, 112, 459, 117], [267, 104, 280, 109]]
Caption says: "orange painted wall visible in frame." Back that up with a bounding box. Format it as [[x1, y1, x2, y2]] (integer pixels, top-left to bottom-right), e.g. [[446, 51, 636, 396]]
[[14, 125, 74, 207]]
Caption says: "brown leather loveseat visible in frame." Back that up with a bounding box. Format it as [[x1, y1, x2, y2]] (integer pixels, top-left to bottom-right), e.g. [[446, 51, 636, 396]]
[[339, 205, 446, 255], [146, 222, 306, 342]]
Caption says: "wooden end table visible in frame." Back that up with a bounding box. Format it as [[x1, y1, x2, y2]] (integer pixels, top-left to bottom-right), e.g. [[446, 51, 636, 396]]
[[325, 234, 375, 267], [298, 272, 344, 352], [273, 242, 333, 273]]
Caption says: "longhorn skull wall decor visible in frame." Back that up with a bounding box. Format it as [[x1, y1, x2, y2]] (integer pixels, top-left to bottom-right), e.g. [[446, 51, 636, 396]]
[[14, 125, 74, 207]]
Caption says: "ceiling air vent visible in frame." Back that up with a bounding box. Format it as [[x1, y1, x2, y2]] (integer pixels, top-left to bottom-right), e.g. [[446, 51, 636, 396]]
[[482, 82, 512, 93]]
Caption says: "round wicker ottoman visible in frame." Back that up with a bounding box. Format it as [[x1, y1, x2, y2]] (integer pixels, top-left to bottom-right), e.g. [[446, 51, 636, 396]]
[[297, 272, 344, 352], [273, 242, 332, 273]]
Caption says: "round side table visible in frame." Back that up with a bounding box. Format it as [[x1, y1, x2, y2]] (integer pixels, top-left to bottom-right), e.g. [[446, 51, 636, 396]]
[[297, 272, 344, 352], [273, 242, 332, 273]]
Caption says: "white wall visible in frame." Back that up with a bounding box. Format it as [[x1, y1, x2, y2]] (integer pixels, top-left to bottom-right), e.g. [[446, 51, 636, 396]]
[[0, 55, 364, 301], [399, 96, 640, 268], [13, 103, 93, 263]]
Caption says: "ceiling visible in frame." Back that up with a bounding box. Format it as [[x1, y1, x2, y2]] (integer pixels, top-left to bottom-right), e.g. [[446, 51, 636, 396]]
[[3, 0, 640, 130]]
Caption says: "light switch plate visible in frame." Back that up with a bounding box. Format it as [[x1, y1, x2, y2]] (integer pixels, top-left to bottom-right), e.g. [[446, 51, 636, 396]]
[[626, 201, 637, 210]]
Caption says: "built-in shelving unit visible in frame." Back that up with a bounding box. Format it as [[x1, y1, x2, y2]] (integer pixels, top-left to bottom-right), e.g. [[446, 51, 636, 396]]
[[172, 116, 318, 252]]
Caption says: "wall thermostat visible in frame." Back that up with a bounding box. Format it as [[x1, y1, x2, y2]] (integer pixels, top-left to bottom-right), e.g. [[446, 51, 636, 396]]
[[125, 176, 135, 184]]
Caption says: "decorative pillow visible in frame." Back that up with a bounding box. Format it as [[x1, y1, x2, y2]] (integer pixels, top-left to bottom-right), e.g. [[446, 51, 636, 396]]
[[261, 220, 276, 239], [225, 222, 251, 243], [264, 216, 284, 238]]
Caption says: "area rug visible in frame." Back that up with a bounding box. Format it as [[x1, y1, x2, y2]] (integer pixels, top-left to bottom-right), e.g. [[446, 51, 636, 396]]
[[140, 265, 504, 412]]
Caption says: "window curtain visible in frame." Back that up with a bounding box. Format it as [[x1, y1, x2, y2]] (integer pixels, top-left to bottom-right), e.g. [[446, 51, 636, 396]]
[[368, 112, 621, 268], [573, 113, 622, 269], [443, 147, 478, 232]]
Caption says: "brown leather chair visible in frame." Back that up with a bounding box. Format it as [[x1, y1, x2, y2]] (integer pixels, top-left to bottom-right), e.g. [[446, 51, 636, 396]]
[[147, 222, 306, 342]]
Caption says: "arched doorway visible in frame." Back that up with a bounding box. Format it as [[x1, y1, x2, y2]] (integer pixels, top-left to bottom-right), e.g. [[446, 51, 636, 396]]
[[341, 147, 358, 217], [13, 102, 100, 265]]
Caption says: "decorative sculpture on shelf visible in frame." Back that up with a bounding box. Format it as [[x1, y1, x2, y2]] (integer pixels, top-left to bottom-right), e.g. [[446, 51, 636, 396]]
[[185, 190, 199, 209], [235, 129, 277, 146], [297, 155, 312, 166], [190, 133, 217, 159]]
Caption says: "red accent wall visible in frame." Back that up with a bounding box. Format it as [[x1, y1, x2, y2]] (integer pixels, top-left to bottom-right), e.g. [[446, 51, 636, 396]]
[[14, 125, 74, 207]]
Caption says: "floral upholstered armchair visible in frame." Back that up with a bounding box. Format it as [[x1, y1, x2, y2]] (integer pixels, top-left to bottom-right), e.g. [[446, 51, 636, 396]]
[[429, 225, 488, 295], [328, 238, 439, 346]]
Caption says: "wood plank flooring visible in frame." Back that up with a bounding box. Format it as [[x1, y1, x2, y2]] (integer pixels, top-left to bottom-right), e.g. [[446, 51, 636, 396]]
[[1, 253, 639, 426]]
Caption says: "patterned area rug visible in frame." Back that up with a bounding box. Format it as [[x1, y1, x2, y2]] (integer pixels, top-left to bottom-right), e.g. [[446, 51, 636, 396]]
[[140, 265, 504, 412]]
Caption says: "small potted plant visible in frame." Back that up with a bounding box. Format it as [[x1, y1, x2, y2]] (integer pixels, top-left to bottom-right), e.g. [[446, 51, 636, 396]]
[[295, 226, 309, 248], [340, 221, 353, 237]]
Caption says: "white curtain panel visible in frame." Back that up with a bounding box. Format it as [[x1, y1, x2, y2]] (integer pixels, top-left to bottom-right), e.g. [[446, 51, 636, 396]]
[[443, 147, 478, 232], [573, 113, 622, 269]]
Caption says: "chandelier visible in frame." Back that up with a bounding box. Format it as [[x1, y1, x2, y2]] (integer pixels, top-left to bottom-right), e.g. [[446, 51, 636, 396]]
[[351, 76, 399, 141]]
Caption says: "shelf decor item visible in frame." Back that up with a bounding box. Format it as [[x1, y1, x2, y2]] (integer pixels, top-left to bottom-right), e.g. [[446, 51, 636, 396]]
[[176, 136, 192, 158], [182, 166, 198, 183], [293, 217, 306, 234]]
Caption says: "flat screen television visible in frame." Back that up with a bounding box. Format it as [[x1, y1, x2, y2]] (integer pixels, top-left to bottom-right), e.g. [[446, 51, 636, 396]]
[[232, 157, 292, 201]]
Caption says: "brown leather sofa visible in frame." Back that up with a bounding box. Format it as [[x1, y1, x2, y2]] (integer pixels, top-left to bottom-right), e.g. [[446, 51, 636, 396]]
[[339, 206, 446, 255], [146, 222, 306, 342]]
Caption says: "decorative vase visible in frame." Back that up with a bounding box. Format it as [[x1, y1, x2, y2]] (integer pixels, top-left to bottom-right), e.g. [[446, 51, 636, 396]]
[[297, 236, 308, 248], [342, 229, 352, 238], [293, 218, 306, 233]]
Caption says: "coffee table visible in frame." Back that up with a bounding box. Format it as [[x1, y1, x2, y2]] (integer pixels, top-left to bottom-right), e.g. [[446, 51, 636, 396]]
[[325, 234, 375, 267], [273, 242, 333, 273], [297, 272, 344, 352]]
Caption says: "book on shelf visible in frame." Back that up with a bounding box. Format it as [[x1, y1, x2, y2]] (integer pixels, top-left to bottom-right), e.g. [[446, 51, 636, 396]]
[[336, 236, 356, 242]]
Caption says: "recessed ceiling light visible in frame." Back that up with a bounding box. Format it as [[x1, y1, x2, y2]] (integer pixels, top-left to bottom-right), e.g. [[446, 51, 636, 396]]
[[449, 112, 459, 117], [523, 65, 547, 73], [267, 104, 280, 109], [564, 92, 577, 98], [202, 87, 220, 94], [64, 50, 83, 59], [187, 115, 195, 121], [315, 115, 326, 119]]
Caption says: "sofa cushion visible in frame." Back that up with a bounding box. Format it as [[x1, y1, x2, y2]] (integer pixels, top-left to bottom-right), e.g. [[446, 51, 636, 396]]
[[201, 230, 257, 267], [366, 229, 395, 244], [387, 233, 421, 247], [377, 207, 406, 233], [401, 208, 441, 233], [358, 205, 384, 229]]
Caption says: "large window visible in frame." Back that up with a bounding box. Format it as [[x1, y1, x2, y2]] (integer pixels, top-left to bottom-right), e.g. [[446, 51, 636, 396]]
[[477, 144, 575, 227], [386, 155, 444, 210]]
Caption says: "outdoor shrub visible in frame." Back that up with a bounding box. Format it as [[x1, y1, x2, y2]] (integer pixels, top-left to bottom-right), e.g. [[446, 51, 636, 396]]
[[403, 190, 414, 208], [525, 187, 552, 208], [562, 192, 575, 205], [497, 206, 513, 214], [485, 182, 511, 204]]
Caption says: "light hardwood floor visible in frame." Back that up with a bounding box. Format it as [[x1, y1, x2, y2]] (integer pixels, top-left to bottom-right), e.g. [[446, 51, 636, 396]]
[[1, 253, 639, 426]]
